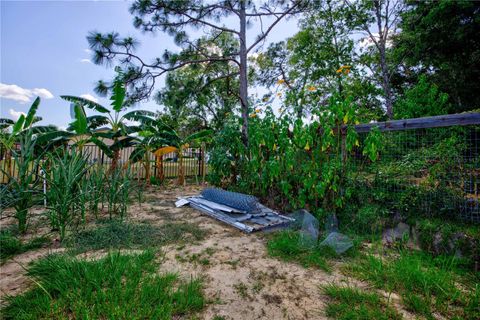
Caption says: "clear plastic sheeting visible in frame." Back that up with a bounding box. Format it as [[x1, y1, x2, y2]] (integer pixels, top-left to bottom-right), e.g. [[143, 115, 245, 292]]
[[319, 213, 353, 254], [290, 210, 319, 248], [320, 231, 353, 254]]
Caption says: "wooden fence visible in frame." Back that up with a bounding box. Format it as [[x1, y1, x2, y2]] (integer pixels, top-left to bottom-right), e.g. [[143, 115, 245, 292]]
[[0, 144, 207, 184]]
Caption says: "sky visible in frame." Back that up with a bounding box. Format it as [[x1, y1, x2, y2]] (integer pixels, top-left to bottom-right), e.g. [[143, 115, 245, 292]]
[[0, 0, 299, 128]]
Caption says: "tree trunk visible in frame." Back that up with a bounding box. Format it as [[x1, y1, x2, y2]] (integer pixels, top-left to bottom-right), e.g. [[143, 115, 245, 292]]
[[111, 149, 120, 172], [239, 1, 249, 147], [374, 0, 394, 119], [4, 149, 12, 183], [379, 48, 394, 119], [177, 149, 185, 186], [144, 152, 151, 184]]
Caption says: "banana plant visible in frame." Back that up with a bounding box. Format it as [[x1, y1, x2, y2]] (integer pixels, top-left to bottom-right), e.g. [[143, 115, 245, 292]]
[[0, 97, 53, 181], [129, 130, 167, 183], [152, 121, 212, 185], [57, 77, 154, 171]]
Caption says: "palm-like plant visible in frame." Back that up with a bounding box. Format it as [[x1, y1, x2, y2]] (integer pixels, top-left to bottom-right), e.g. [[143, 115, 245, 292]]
[[0, 97, 53, 181], [129, 130, 166, 183], [58, 77, 155, 170], [152, 121, 212, 185]]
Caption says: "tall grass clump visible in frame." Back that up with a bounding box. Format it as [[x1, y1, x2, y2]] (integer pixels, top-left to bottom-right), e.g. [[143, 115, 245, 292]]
[[323, 284, 402, 320], [343, 250, 479, 319], [267, 230, 335, 272], [1, 251, 205, 319], [0, 228, 49, 263], [43, 148, 89, 240]]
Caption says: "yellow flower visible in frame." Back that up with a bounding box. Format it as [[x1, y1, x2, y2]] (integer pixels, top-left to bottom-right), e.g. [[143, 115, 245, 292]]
[[307, 85, 316, 91], [249, 113, 257, 118], [273, 143, 277, 151], [277, 79, 285, 85], [255, 108, 262, 113], [277, 92, 282, 97], [304, 141, 310, 151], [336, 65, 352, 75]]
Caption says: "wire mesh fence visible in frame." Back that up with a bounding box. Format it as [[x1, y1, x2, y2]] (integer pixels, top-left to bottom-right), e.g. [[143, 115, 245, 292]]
[[348, 115, 480, 224]]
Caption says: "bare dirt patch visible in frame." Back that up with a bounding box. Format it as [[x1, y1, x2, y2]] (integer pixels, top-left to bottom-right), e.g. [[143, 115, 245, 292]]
[[0, 184, 415, 319]]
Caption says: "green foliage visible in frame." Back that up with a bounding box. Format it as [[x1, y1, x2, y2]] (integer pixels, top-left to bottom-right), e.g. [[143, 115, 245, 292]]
[[394, 75, 450, 119], [209, 94, 382, 216], [43, 148, 90, 240], [0, 229, 49, 263], [267, 230, 335, 272], [344, 250, 479, 319], [394, 0, 480, 113], [339, 204, 389, 236], [1, 251, 205, 319], [105, 167, 132, 220], [323, 284, 402, 320], [1, 132, 42, 233], [66, 221, 206, 253]]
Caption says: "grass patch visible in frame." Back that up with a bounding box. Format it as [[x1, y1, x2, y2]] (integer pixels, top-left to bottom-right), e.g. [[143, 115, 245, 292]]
[[1, 251, 204, 319], [0, 229, 50, 263], [267, 230, 341, 272], [323, 284, 402, 320], [65, 220, 206, 252], [343, 250, 479, 319]]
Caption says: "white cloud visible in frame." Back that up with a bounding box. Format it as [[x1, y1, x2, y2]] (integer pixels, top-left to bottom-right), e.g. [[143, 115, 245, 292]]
[[0, 83, 54, 104], [9, 108, 26, 120], [80, 93, 99, 103], [80, 58, 92, 64], [32, 88, 54, 99], [83, 48, 92, 54]]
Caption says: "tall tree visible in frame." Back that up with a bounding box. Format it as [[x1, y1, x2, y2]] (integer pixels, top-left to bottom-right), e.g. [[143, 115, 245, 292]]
[[393, 0, 480, 113], [88, 0, 305, 146], [156, 32, 240, 131], [346, 0, 405, 119], [254, 0, 382, 119]]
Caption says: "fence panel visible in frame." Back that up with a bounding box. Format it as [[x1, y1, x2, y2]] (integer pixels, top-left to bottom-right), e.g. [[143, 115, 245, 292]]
[[0, 144, 206, 184], [349, 113, 480, 223]]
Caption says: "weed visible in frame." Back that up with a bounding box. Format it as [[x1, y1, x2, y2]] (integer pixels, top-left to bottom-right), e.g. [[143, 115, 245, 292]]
[[323, 284, 402, 320], [65, 221, 206, 252], [1, 251, 205, 319], [233, 282, 249, 299], [252, 280, 264, 294], [267, 230, 332, 272], [0, 229, 49, 263], [343, 249, 478, 319], [225, 259, 240, 269]]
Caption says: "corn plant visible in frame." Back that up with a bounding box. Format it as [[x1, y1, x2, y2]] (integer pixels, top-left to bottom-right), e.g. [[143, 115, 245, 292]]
[[43, 148, 90, 241], [1, 132, 41, 233], [87, 165, 106, 218], [105, 167, 132, 220]]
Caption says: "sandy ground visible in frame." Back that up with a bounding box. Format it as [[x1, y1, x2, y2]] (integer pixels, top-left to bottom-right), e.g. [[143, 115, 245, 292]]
[[0, 185, 415, 319]]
